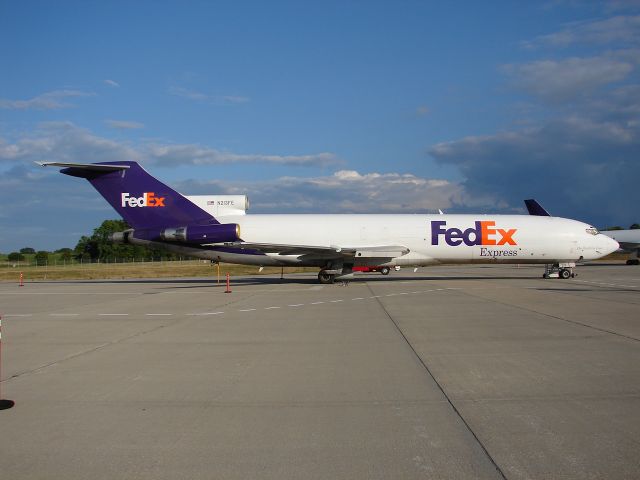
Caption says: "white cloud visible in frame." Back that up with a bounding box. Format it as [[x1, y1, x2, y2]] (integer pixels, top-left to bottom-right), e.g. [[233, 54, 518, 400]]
[[105, 120, 145, 130], [149, 143, 338, 167], [175, 169, 484, 214], [104, 79, 120, 87], [524, 15, 640, 49], [168, 86, 208, 101], [168, 86, 250, 105], [503, 55, 633, 101], [0, 122, 338, 168], [0, 122, 141, 164], [0, 90, 94, 110]]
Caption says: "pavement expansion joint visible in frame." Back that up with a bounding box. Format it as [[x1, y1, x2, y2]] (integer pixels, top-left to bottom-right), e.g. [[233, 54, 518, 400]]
[[364, 282, 509, 480]]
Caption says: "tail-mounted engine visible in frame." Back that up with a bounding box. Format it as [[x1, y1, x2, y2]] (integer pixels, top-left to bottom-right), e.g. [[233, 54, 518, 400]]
[[160, 223, 241, 243], [109, 223, 241, 245]]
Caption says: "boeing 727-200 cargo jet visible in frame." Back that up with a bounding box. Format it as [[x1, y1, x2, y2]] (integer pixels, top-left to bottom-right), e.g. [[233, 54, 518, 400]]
[[40, 161, 619, 283]]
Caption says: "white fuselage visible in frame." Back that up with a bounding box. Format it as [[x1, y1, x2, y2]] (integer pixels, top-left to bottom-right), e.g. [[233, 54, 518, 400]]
[[181, 214, 618, 267]]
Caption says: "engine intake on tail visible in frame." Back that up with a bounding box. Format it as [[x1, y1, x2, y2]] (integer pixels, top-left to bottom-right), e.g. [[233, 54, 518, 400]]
[[109, 230, 133, 243], [160, 223, 241, 244]]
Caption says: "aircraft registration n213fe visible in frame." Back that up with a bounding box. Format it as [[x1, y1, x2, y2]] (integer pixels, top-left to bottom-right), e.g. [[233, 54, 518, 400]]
[[40, 161, 619, 283]]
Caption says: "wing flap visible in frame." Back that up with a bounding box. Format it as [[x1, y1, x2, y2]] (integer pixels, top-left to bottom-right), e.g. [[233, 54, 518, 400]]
[[225, 242, 410, 259]]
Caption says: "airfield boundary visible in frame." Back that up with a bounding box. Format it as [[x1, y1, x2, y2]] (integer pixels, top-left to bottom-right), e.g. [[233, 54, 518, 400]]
[[0, 260, 315, 282]]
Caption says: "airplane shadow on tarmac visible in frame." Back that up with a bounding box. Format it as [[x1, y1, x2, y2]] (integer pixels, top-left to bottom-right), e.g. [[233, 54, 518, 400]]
[[39, 273, 553, 288]]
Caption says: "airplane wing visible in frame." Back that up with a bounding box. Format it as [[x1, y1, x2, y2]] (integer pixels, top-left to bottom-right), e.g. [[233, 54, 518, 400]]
[[226, 242, 410, 260]]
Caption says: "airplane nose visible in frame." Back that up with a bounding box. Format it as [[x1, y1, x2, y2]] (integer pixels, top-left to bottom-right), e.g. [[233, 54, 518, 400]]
[[603, 236, 619, 255]]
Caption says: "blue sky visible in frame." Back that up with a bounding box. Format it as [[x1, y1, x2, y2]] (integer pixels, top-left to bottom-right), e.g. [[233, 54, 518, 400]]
[[1, 0, 639, 251]]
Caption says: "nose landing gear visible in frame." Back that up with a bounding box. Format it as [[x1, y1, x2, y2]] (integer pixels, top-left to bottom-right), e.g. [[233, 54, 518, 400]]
[[542, 263, 576, 279]]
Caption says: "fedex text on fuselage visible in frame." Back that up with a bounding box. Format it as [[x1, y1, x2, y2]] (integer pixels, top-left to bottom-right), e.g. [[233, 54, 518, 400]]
[[431, 220, 517, 246]]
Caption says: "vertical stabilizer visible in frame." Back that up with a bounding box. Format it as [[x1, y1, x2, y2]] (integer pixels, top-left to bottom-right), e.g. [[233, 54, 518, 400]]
[[524, 199, 551, 217], [43, 161, 217, 228]]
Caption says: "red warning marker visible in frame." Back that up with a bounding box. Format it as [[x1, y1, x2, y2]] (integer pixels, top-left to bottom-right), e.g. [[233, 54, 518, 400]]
[[225, 273, 232, 293], [19, 272, 24, 287]]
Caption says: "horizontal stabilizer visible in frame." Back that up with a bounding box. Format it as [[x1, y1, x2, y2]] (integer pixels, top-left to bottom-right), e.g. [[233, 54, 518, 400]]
[[38, 162, 130, 172]]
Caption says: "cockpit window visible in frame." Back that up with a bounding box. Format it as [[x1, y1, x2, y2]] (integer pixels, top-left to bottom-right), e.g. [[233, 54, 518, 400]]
[[586, 227, 599, 235]]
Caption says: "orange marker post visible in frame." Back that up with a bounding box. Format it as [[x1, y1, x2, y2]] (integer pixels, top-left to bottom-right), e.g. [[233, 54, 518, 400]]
[[19, 272, 24, 287], [225, 273, 232, 293]]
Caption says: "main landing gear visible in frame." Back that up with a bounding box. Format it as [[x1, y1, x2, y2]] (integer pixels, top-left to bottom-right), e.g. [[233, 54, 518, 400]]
[[542, 263, 576, 279], [318, 268, 355, 285], [318, 270, 335, 284]]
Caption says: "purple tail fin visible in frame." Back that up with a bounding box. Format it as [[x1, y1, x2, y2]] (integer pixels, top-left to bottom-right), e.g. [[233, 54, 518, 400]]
[[59, 161, 217, 228], [524, 199, 551, 217]]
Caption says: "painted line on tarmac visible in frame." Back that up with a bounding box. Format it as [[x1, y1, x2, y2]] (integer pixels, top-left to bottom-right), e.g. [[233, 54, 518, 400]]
[[187, 311, 225, 316], [5, 286, 465, 318], [575, 279, 638, 289]]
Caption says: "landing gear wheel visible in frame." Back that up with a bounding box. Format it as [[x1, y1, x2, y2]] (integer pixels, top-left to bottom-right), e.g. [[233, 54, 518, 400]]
[[626, 259, 640, 265], [318, 271, 335, 284], [559, 268, 571, 279], [380, 267, 390, 275]]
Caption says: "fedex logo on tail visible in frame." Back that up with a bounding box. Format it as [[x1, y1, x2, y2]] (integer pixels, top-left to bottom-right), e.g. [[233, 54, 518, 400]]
[[121, 192, 166, 208], [431, 221, 517, 246]]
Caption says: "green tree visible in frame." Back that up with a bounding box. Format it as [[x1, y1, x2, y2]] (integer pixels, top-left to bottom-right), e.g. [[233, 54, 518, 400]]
[[603, 226, 623, 231], [630, 223, 640, 230], [56, 248, 74, 261], [20, 247, 35, 254], [73, 219, 176, 262], [34, 251, 49, 265], [7, 252, 25, 261], [74, 235, 98, 260], [94, 219, 135, 260]]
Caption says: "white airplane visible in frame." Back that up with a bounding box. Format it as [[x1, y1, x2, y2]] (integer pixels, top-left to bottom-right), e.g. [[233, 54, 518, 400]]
[[40, 162, 619, 283], [525, 199, 639, 266]]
